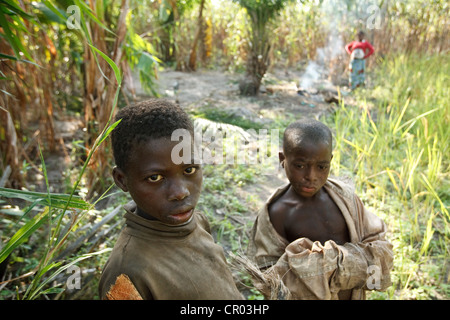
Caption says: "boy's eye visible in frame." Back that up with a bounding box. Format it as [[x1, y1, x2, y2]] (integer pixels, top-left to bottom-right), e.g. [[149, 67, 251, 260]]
[[184, 166, 197, 175], [147, 174, 163, 182], [296, 164, 305, 169]]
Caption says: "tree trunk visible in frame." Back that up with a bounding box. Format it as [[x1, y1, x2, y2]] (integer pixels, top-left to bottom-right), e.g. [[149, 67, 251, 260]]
[[84, 0, 129, 199], [0, 108, 23, 189], [188, 0, 206, 71], [167, 0, 185, 71], [239, 10, 271, 96]]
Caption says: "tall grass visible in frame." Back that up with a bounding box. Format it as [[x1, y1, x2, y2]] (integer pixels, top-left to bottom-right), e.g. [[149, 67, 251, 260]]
[[0, 46, 122, 299], [325, 53, 449, 299]]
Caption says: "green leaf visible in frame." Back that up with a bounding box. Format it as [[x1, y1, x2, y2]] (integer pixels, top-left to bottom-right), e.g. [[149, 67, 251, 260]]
[[0, 207, 23, 217], [27, 248, 112, 300], [0, 0, 34, 19], [0, 52, 18, 60], [88, 44, 122, 85], [74, 0, 115, 35], [0, 187, 91, 210], [0, 53, 42, 68], [0, 9, 33, 61], [0, 207, 50, 264], [137, 51, 159, 70], [33, 1, 66, 24], [97, 119, 122, 146]]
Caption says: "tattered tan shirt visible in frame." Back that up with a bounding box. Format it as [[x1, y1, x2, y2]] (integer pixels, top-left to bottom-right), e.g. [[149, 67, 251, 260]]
[[247, 178, 394, 300], [99, 202, 244, 300]]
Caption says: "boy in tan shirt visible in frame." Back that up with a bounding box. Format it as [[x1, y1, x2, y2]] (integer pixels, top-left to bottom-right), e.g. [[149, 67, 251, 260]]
[[99, 99, 243, 300]]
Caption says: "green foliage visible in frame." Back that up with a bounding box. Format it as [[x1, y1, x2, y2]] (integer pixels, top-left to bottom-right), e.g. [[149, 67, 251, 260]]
[[0, 0, 34, 61], [233, 0, 289, 21], [199, 163, 260, 250], [0, 188, 90, 212], [0, 120, 120, 299], [0, 0, 124, 297], [191, 105, 265, 130], [233, 0, 294, 94], [324, 53, 449, 299], [123, 9, 161, 96]]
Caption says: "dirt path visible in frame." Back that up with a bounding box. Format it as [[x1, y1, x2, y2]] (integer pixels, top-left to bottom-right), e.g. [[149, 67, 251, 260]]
[[143, 68, 336, 119]]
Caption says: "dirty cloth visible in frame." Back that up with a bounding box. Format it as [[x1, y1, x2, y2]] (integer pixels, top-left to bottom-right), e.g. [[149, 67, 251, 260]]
[[247, 178, 393, 300], [349, 58, 366, 89], [99, 202, 244, 300]]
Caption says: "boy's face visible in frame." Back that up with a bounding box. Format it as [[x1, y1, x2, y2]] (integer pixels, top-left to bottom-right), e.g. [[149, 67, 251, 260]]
[[280, 138, 332, 198], [113, 137, 202, 225], [357, 32, 365, 41]]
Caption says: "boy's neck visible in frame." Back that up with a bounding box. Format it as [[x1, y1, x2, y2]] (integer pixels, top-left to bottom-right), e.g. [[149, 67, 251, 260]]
[[136, 207, 157, 221]]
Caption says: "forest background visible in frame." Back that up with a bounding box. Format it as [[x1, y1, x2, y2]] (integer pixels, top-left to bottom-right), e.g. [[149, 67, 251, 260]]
[[0, 0, 448, 300]]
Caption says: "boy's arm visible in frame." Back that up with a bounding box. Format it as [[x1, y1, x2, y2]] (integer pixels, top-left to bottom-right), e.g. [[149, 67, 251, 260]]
[[331, 208, 393, 292], [345, 41, 354, 54], [364, 42, 375, 58]]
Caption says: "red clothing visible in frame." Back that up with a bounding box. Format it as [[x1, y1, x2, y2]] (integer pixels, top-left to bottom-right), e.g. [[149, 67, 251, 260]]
[[345, 40, 375, 59]]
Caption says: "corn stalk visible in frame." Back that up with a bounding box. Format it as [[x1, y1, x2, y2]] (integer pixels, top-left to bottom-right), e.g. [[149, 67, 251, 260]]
[[81, 0, 129, 198]]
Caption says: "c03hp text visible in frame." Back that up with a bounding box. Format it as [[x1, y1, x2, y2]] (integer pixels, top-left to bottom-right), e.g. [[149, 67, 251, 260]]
[[223, 304, 269, 315]]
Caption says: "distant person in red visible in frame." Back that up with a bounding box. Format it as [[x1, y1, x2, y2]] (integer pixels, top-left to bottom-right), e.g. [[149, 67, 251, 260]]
[[345, 31, 375, 90]]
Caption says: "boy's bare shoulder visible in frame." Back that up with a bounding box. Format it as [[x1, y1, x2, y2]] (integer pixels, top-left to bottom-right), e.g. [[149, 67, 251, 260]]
[[268, 187, 293, 216], [267, 188, 295, 239]]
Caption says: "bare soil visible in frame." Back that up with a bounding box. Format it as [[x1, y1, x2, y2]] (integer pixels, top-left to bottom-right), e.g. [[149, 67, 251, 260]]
[[146, 68, 335, 119]]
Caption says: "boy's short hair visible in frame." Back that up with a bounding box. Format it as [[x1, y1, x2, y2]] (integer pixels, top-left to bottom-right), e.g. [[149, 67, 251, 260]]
[[283, 118, 332, 153], [111, 99, 193, 171]]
